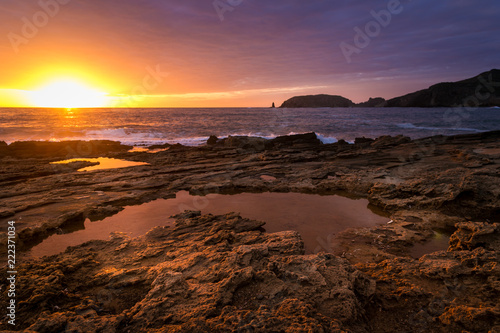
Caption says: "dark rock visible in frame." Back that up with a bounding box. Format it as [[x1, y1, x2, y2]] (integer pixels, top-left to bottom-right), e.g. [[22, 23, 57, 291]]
[[360, 249, 500, 333], [448, 222, 500, 251], [148, 143, 172, 149], [269, 132, 321, 148], [356, 97, 387, 107], [280, 94, 355, 108], [9, 213, 375, 332], [280, 69, 500, 108], [219, 136, 267, 151], [0, 141, 7, 157], [355, 137, 375, 145], [0, 209, 15, 218], [386, 69, 500, 107], [337, 139, 350, 145], [168, 143, 186, 150], [207, 135, 218, 145], [3, 140, 131, 158], [371, 135, 411, 148], [50, 160, 100, 173], [87, 205, 125, 222]]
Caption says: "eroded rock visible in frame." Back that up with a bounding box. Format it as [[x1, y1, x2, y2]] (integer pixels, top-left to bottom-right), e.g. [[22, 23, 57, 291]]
[[0, 131, 499, 332], [2, 212, 375, 332], [449, 221, 500, 251]]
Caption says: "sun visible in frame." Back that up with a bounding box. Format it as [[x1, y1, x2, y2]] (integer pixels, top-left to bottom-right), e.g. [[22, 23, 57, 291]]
[[29, 79, 108, 108]]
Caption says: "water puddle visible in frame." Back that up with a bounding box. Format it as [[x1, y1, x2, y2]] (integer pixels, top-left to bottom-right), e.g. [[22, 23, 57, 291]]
[[25, 191, 390, 257], [474, 147, 500, 156], [260, 175, 277, 182], [128, 147, 169, 153], [52, 157, 149, 171], [409, 230, 451, 258]]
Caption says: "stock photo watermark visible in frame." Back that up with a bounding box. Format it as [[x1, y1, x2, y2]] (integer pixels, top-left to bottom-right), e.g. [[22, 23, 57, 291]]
[[6, 221, 17, 326], [8, 0, 72, 54], [111, 65, 169, 108], [340, 0, 405, 64], [213, 0, 244, 22], [313, 233, 335, 254]]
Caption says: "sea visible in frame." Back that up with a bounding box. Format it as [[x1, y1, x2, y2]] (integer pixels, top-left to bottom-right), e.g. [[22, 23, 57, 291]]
[[0, 107, 499, 146]]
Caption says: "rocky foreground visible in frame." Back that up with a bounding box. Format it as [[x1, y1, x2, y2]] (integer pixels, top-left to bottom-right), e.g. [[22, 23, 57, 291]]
[[1, 131, 500, 332]]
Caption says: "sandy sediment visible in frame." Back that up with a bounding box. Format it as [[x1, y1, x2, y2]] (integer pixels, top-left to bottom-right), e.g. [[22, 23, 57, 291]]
[[0, 131, 499, 332]]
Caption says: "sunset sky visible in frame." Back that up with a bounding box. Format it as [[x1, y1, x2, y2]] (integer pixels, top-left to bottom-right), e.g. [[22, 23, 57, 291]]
[[1, 0, 499, 107]]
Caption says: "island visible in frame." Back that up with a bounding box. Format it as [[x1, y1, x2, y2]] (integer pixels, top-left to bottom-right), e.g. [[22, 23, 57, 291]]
[[280, 69, 500, 108]]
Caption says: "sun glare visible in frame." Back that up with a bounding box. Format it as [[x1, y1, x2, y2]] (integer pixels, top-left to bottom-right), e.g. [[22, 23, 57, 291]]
[[29, 79, 108, 108]]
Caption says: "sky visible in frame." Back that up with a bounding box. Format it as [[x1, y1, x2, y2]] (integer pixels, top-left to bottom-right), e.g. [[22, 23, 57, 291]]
[[0, 0, 499, 107]]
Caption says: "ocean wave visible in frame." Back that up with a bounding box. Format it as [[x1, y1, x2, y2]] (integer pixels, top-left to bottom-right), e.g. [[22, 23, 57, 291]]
[[222, 132, 342, 144], [316, 133, 338, 144], [47, 128, 170, 146], [217, 132, 341, 145], [43, 129, 294, 146], [3, 129, 341, 146], [216, 132, 279, 140], [397, 123, 485, 133]]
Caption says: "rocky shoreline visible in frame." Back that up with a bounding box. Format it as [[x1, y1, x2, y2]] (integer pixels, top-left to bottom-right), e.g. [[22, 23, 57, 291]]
[[1, 131, 499, 332]]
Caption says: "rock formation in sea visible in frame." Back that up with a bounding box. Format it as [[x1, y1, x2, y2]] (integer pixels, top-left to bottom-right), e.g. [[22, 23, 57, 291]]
[[280, 94, 355, 108], [386, 69, 500, 107], [279, 69, 500, 108], [356, 97, 387, 107]]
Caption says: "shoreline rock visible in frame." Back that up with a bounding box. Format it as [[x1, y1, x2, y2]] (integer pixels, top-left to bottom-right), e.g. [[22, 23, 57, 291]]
[[1, 131, 499, 332], [3, 212, 376, 332], [1, 140, 132, 159]]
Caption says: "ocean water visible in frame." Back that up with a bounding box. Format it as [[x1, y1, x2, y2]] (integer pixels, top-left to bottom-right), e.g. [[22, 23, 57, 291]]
[[0, 107, 499, 146]]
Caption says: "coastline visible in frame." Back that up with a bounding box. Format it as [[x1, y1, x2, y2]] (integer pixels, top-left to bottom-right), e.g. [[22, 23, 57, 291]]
[[1, 131, 499, 331]]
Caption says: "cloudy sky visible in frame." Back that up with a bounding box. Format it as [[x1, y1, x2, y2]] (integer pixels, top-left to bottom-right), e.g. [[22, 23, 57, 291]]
[[0, 0, 499, 107]]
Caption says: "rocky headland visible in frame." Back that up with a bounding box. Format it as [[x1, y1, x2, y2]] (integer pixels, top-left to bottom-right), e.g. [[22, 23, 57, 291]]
[[280, 95, 355, 108], [1, 131, 500, 332], [280, 69, 500, 108]]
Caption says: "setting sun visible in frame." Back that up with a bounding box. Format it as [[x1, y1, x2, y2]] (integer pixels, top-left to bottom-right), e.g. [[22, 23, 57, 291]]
[[29, 79, 108, 108]]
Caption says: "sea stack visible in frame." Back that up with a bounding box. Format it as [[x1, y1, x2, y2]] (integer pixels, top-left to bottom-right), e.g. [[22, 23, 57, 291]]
[[271, 102, 275, 108]]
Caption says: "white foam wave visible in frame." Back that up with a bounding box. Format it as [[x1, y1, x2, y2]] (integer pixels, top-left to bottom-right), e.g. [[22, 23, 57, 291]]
[[46, 128, 170, 146], [20, 129, 339, 147], [397, 123, 485, 133], [316, 133, 338, 144]]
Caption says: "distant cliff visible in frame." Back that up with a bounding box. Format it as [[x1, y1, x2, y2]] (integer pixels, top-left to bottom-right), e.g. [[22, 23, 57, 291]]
[[356, 97, 387, 107], [279, 95, 386, 108], [386, 69, 500, 107], [280, 69, 500, 108]]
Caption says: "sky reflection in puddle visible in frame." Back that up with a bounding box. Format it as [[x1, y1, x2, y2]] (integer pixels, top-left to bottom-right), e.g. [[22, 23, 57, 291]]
[[52, 157, 149, 171], [26, 191, 392, 257]]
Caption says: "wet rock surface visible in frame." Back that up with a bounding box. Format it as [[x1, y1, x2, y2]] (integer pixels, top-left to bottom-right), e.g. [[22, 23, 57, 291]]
[[1, 131, 500, 332], [2, 212, 375, 332]]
